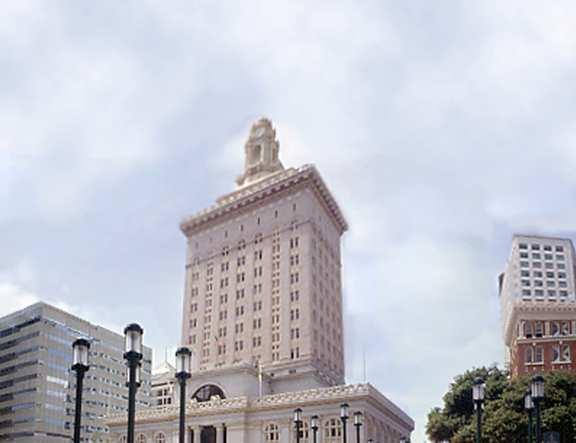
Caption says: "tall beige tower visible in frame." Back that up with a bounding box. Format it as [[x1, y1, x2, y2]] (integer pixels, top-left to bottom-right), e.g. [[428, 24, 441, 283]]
[[180, 118, 347, 387]]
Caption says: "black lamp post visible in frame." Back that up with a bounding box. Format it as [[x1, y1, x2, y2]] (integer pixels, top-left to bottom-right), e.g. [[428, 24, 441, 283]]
[[524, 390, 534, 443], [71, 338, 90, 443], [293, 408, 303, 443], [340, 403, 349, 443], [124, 323, 144, 443], [353, 411, 363, 443], [311, 415, 319, 443], [531, 375, 544, 443], [472, 377, 485, 443], [176, 347, 192, 443]]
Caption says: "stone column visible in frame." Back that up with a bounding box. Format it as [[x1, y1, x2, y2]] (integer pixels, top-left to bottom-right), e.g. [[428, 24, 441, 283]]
[[226, 423, 246, 443], [280, 423, 290, 443], [216, 423, 225, 443]]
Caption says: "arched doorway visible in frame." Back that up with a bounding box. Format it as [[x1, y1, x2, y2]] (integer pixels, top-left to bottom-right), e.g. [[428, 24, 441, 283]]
[[201, 426, 216, 443]]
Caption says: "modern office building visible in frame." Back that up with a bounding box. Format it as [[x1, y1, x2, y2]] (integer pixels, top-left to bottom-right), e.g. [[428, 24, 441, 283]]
[[0, 302, 152, 441], [499, 234, 576, 377], [107, 118, 414, 442], [151, 362, 176, 408]]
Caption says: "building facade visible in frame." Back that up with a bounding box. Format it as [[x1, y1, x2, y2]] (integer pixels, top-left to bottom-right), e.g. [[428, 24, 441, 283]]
[[0, 302, 152, 441], [107, 118, 414, 442], [499, 235, 576, 377]]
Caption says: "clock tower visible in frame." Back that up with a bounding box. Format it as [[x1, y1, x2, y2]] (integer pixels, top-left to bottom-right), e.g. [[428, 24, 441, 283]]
[[235, 117, 284, 187]]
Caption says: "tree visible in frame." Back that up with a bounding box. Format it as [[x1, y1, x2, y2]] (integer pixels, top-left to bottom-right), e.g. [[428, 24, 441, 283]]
[[426, 367, 576, 442]]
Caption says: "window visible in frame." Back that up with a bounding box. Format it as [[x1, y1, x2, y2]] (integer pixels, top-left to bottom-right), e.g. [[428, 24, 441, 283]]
[[534, 322, 543, 337], [561, 321, 570, 336], [524, 322, 533, 338], [521, 270, 530, 277], [548, 290, 557, 297], [556, 254, 565, 261], [535, 289, 544, 297], [522, 289, 531, 296], [520, 252, 529, 259], [533, 271, 543, 278], [551, 321, 560, 336], [519, 243, 528, 250], [192, 384, 225, 402], [531, 244, 540, 250], [155, 433, 166, 443], [562, 345, 571, 362], [534, 346, 544, 363], [521, 280, 530, 287], [553, 345, 561, 362], [520, 261, 529, 268], [544, 254, 553, 260], [544, 245, 552, 251], [119, 437, 127, 443], [532, 253, 541, 259], [556, 245, 564, 252], [294, 421, 309, 442], [264, 424, 279, 442], [137, 435, 147, 443], [525, 347, 533, 364], [323, 418, 342, 443]]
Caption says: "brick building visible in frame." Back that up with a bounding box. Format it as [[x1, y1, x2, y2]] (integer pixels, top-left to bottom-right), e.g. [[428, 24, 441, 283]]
[[499, 234, 576, 377]]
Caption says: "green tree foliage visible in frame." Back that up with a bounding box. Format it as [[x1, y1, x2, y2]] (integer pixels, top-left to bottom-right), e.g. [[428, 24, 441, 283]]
[[426, 367, 576, 442]]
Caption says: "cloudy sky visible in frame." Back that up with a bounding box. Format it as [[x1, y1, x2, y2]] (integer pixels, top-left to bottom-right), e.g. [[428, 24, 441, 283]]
[[2, 1, 576, 441]]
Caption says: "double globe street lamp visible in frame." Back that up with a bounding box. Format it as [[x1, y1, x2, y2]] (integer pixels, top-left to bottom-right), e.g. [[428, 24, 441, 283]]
[[340, 403, 350, 443], [311, 415, 319, 443], [472, 377, 485, 443], [293, 408, 303, 443], [353, 411, 363, 443], [71, 338, 90, 443], [524, 390, 534, 443], [124, 323, 144, 443], [531, 375, 545, 443], [176, 347, 192, 443]]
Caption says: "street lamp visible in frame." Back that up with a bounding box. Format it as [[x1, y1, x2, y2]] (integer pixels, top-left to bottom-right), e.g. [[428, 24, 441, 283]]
[[311, 415, 319, 443], [293, 408, 303, 443], [71, 338, 90, 443], [176, 347, 192, 443], [524, 390, 534, 443], [353, 412, 363, 443], [340, 403, 349, 443], [472, 377, 485, 443], [124, 323, 144, 443], [531, 375, 544, 443]]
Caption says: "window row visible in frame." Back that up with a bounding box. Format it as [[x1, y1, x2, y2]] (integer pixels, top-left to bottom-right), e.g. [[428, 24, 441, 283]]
[[519, 243, 564, 252], [525, 345, 571, 364], [520, 261, 566, 269]]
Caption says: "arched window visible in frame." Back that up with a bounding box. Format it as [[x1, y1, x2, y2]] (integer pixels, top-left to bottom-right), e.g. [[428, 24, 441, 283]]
[[551, 321, 560, 336], [264, 423, 279, 442], [562, 345, 571, 362], [119, 437, 127, 443], [192, 384, 225, 402], [525, 347, 534, 364], [136, 435, 147, 443], [323, 418, 342, 443], [294, 421, 310, 442], [154, 433, 166, 443]]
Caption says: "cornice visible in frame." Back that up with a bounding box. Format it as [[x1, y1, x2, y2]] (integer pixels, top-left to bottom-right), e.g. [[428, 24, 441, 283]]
[[504, 299, 576, 344], [105, 383, 413, 429], [180, 165, 348, 236]]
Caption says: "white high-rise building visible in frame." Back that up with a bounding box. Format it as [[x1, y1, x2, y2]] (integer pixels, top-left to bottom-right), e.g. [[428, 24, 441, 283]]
[[499, 234, 576, 377], [107, 118, 413, 443], [180, 118, 346, 389]]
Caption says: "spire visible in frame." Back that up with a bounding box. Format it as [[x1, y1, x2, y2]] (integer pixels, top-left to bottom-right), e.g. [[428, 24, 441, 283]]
[[236, 118, 284, 187]]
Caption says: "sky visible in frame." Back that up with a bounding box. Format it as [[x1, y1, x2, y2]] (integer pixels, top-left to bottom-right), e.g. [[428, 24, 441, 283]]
[[1, 1, 576, 441]]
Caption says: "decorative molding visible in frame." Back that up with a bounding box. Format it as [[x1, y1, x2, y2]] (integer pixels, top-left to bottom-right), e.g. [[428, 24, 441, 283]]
[[180, 165, 348, 236], [105, 383, 413, 430]]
